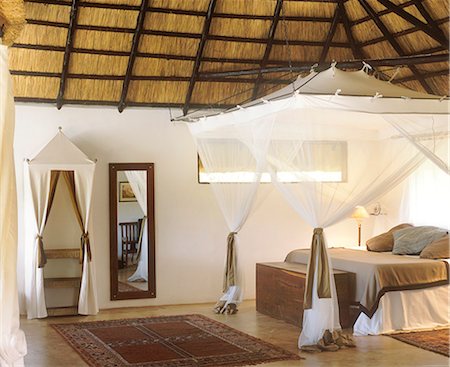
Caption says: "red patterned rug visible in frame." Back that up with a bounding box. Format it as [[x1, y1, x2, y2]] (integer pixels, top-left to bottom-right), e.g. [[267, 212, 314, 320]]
[[389, 328, 449, 357], [51, 314, 302, 366]]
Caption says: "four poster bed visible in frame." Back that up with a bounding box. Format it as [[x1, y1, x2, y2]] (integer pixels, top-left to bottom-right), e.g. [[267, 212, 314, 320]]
[[187, 66, 450, 348]]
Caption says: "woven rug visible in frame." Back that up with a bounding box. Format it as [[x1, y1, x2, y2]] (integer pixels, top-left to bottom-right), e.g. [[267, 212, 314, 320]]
[[389, 328, 449, 357], [52, 314, 302, 367]]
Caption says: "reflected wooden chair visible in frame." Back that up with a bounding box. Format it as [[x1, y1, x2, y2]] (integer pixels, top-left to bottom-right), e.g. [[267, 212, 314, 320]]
[[119, 221, 140, 267]]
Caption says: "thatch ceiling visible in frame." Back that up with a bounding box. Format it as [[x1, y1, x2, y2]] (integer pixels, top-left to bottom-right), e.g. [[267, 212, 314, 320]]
[[8, 0, 450, 114]]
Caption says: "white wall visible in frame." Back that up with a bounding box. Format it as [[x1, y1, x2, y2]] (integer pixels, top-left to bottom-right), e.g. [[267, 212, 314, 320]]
[[14, 104, 400, 311]]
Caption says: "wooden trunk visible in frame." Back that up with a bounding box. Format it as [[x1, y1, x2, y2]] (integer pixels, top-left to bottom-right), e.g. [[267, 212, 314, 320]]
[[256, 262, 356, 329]]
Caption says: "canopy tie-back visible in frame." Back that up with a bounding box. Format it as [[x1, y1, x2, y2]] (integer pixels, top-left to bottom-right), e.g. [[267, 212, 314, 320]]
[[36, 235, 47, 268], [80, 232, 92, 263], [223, 231, 238, 293], [304, 227, 332, 309]]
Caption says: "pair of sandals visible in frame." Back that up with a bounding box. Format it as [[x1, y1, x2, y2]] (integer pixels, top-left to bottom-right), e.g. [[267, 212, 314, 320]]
[[301, 329, 356, 352]]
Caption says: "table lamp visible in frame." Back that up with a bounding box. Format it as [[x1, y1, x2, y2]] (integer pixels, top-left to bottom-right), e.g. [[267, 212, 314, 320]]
[[351, 206, 369, 246]]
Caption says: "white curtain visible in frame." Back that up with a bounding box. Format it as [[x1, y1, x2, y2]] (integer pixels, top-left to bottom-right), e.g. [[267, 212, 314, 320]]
[[74, 167, 97, 315], [23, 166, 51, 318], [189, 114, 274, 309], [125, 170, 148, 282], [0, 44, 27, 367]]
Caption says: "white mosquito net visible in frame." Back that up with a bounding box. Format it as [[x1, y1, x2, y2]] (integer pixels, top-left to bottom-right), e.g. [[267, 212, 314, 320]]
[[188, 66, 449, 347]]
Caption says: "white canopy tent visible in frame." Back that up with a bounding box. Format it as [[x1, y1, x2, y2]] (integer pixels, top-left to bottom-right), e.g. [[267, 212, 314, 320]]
[[188, 66, 449, 347], [22, 130, 98, 319]]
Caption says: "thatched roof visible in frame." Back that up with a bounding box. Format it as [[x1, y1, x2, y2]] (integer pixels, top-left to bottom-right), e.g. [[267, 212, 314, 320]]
[[7, 0, 450, 114]]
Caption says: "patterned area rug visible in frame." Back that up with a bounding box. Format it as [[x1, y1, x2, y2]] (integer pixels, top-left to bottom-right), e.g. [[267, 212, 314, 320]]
[[52, 314, 302, 367], [389, 328, 449, 357]]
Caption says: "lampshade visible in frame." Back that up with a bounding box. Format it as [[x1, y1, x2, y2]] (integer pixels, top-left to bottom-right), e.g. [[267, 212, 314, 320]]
[[351, 206, 369, 220]]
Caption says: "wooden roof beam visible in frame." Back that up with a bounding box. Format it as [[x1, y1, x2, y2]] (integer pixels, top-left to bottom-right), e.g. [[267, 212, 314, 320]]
[[392, 68, 449, 84], [118, 0, 148, 113], [352, 0, 424, 26], [319, 4, 341, 64], [199, 53, 449, 78], [56, 0, 79, 110], [376, 0, 448, 48], [339, 0, 364, 60], [182, 0, 217, 116], [359, 16, 449, 47], [357, 0, 435, 95], [252, 0, 284, 100]]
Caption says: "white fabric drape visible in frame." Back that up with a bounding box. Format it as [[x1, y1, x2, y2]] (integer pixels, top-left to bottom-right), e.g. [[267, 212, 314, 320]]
[[125, 170, 148, 282], [189, 115, 274, 308], [73, 167, 97, 315], [24, 166, 51, 318], [0, 44, 27, 367], [22, 132, 98, 318]]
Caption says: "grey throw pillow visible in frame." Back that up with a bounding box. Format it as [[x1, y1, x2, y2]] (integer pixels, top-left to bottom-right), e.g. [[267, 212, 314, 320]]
[[392, 226, 448, 255]]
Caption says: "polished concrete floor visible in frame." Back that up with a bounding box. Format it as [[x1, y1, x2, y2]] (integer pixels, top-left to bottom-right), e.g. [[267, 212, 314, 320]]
[[21, 300, 449, 367]]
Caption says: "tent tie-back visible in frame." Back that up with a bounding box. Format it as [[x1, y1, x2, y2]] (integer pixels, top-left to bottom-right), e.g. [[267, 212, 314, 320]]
[[80, 232, 92, 263], [223, 232, 238, 293], [36, 235, 47, 268], [304, 227, 332, 310]]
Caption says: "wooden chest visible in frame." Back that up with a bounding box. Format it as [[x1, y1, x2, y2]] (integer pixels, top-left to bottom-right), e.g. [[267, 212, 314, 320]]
[[256, 262, 355, 328]]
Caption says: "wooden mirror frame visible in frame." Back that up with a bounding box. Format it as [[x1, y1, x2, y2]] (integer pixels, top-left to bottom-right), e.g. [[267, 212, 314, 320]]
[[109, 163, 156, 300]]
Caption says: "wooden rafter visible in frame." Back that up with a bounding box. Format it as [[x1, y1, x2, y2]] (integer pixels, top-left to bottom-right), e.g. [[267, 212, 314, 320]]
[[338, 0, 363, 60], [10, 70, 293, 85], [56, 0, 79, 110], [393, 68, 449, 84], [360, 16, 449, 47], [182, 0, 217, 116], [376, 0, 448, 48], [358, 0, 435, 94], [199, 53, 449, 78], [118, 0, 148, 113], [319, 4, 341, 63], [352, 0, 424, 26], [252, 0, 283, 100]]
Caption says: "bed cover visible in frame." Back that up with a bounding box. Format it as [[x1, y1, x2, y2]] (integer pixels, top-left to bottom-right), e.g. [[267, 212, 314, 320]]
[[285, 248, 449, 335]]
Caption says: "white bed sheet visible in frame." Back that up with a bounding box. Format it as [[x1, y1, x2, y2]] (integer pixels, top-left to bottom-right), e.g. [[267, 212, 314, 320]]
[[354, 284, 449, 335]]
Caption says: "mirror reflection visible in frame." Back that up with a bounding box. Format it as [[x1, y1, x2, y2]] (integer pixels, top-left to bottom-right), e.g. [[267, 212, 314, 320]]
[[110, 163, 155, 300]]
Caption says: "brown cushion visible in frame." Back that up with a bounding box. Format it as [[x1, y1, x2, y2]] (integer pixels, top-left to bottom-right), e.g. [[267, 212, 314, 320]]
[[366, 223, 413, 252], [420, 235, 450, 259]]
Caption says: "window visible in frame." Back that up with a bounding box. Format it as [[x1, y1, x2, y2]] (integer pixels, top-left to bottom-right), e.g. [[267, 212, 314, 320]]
[[198, 141, 347, 184]]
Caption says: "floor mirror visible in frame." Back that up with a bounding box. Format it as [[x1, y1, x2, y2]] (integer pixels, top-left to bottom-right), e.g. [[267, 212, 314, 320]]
[[109, 163, 156, 300]]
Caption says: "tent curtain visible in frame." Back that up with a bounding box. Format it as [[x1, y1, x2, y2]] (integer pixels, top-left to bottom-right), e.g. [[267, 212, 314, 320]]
[[0, 44, 27, 366], [125, 170, 148, 282], [189, 115, 274, 312]]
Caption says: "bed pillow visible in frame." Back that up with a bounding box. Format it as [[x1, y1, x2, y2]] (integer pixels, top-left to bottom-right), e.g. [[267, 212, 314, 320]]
[[392, 226, 448, 255], [366, 223, 413, 252], [420, 235, 450, 259]]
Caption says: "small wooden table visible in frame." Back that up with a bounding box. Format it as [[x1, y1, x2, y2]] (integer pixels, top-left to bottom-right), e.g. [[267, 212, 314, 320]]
[[256, 262, 356, 328]]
